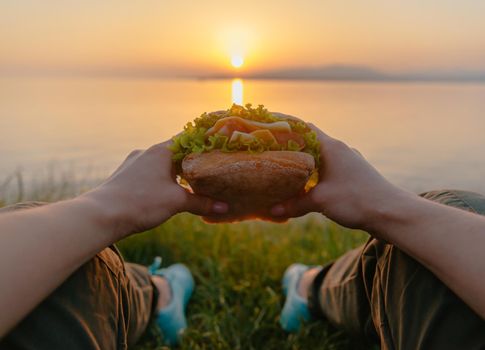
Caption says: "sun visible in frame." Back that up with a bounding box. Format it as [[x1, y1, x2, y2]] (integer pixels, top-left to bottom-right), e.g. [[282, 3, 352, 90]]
[[231, 55, 244, 68]]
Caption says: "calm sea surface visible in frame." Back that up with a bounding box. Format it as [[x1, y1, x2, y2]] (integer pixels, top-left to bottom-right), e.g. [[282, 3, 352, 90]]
[[1, 77, 485, 194]]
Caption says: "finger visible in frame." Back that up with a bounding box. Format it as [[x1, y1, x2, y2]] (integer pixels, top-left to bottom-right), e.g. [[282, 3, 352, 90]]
[[149, 134, 182, 155], [202, 214, 235, 224], [260, 215, 290, 223], [109, 149, 145, 178], [146, 140, 179, 178], [306, 123, 335, 142], [179, 190, 229, 217], [202, 215, 290, 224], [271, 112, 305, 123], [351, 147, 363, 157], [127, 149, 144, 160], [270, 190, 321, 219], [147, 140, 173, 162]]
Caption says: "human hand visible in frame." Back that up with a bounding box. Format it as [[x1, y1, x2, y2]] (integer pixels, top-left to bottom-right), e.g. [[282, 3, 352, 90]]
[[83, 141, 228, 239], [270, 125, 412, 231]]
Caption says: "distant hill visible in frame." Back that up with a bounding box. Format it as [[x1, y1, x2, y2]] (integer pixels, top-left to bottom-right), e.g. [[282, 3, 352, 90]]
[[202, 64, 485, 82], [5, 63, 485, 82], [247, 64, 391, 81], [393, 69, 485, 82]]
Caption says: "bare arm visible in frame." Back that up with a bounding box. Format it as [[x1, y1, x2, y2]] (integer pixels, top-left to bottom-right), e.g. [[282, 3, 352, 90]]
[[0, 141, 227, 337], [370, 190, 485, 319], [271, 126, 485, 319]]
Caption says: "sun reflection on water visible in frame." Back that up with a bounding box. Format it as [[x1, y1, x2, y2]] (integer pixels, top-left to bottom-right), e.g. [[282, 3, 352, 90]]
[[231, 79, 243, 105]]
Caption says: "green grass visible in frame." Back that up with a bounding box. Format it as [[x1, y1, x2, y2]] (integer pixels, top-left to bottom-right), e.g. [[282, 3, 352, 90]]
[[117, 213, 371, 349], [1, 174, 374, 349]]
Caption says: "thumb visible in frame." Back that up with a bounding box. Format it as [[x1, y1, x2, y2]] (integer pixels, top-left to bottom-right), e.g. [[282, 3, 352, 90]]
[[270, 190, 322, 219]]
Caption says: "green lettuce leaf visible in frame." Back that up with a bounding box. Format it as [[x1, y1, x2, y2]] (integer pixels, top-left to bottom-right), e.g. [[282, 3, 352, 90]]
[[169, 103, 320, 167]]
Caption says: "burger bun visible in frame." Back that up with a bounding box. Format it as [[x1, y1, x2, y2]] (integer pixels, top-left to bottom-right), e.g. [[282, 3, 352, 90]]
[[181, 150, 315, 221]]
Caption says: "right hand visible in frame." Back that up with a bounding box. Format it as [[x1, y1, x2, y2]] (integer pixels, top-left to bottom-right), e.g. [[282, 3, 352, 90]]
[[270, 124, 413, 231]]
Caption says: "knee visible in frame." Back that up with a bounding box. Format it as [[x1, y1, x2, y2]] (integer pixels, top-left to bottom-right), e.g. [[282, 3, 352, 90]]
[[364, 239, 434, 298], [93, 247, 125, 278], [0, 201, 48, 213], [2, 248, 126, 350], [48, 247, 125, 313], [420, 189, 485, 215]]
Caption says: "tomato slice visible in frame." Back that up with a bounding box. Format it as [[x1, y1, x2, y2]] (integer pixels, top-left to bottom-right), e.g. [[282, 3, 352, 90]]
[[272, 131, 305, 149], [206, 116, 306, 149]]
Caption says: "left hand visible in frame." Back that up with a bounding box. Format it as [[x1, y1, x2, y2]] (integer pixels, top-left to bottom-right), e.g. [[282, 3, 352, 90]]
[[268, 124, 409, 231], [83, 141, 228, 239]]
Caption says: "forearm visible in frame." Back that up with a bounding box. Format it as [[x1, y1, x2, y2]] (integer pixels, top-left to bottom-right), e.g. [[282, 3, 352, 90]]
[[369, 191, 485, 318], [271, 127, 485, 317], [0, 195, 120, 337], [0, 142, 225, 338]]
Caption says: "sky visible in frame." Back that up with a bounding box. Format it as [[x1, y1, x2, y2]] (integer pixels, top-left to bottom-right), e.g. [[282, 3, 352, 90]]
[[1, 0, 485, 76]]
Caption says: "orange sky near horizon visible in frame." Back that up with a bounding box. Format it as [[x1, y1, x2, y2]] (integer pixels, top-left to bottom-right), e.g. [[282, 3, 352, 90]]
[[1, 0, 485, 76]]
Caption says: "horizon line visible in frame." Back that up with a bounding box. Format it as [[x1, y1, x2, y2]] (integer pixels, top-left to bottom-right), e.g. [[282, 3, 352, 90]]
[[2, 63, 485, 83]]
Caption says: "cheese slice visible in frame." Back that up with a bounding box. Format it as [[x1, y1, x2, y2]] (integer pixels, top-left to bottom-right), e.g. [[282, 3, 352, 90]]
[[229, 129, 279, 145], [244, 120, 291, 132], [250, 129, 278, 144], [229, 130, 257, 144], [206, 116, 291, 137]]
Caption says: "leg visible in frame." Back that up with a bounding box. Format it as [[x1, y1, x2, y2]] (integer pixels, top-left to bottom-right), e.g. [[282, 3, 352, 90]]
[[0, 202, 156, 350], [309, 190, 485, 350], [122, 262, 158, 346], [307, 244, 379, 342]]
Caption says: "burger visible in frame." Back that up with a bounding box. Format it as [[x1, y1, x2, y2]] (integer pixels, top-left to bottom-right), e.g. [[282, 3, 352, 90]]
[[169, 104, 320, 221]]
